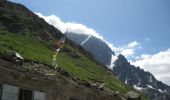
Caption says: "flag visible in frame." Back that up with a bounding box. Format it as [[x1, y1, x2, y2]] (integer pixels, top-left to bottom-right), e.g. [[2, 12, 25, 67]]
[[52, 48, 60, 68], [52, 29, 68, 68], [55, 35, 65, 49]]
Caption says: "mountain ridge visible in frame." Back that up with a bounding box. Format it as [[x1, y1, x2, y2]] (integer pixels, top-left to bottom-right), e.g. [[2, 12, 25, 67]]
[[112, 54, 170, 100]]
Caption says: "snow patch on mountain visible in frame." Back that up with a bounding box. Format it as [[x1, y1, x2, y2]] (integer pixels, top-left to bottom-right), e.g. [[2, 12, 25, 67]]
[[133, 85, 144, 90], [125, 77, 128, 84], [81, 35, 91, 45], [149, 76, 153, 83]]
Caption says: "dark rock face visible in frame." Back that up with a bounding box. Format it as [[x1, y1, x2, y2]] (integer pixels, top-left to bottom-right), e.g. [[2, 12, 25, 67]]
[[66, 32, 114, 66], [0, 52, 23, 65], [0, 0, 63, 40], [112, 54, 170, 100]]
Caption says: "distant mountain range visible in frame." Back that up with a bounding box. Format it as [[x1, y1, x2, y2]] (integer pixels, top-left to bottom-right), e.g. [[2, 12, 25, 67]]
[[113, 54, 170, 100], [67, 32, 170, 100], [66, 32, 114, 66]]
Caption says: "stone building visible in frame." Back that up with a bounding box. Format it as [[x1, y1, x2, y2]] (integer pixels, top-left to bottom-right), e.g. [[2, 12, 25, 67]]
[[0, 59, 118, 100]]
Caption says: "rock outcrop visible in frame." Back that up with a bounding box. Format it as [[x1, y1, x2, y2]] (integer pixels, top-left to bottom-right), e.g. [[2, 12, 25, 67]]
[[0, 0, 62, 41], [66, 32, 114, 66], [125, 91, 141, 100], [112, 54, 170, 100]]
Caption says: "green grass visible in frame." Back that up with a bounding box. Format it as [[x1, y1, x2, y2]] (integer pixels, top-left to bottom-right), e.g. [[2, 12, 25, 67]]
[[0, 30, 148, 99], [0, 30, 54, 65]]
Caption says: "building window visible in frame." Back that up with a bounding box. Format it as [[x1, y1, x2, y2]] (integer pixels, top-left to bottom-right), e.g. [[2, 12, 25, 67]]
[[19, 88, 33, 100], [1, 84, 19, 100], [0, 84, 45, 100], [34, 91, 45, 100]]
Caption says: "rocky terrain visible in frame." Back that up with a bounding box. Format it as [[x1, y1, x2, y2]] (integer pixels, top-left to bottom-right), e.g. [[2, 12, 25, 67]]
[[112, 54, 170, 100]]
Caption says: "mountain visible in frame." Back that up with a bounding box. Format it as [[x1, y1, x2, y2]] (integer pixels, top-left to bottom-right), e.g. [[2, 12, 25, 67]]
[[0, 0, 62, 41], [0, 0, 148, 100], [112, 54, 170, 100], [66, 32, 114, 66]]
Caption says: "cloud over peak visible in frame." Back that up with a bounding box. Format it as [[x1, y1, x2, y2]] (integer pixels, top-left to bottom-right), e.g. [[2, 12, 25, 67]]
[[35, 12, 140, 61], [108, 41, 140, 58], [35, 12, 104, 40]]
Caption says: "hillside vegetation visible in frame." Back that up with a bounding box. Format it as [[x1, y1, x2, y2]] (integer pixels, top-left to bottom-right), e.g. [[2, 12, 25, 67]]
[[0, 29, 131, 93]]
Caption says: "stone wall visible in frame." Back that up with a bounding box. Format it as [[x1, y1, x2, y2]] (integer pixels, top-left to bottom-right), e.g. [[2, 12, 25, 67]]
[[0, 59, 119, 100]]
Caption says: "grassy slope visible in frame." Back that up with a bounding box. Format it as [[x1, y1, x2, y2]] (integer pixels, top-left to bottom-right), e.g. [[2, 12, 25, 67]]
[[0, 30, 148, 100]]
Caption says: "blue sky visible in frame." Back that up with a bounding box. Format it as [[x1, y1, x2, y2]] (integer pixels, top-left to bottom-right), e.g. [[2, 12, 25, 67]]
[[10, 0, 170, 85]]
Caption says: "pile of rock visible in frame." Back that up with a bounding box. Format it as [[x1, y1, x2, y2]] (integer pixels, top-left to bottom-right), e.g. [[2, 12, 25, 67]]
[[0, 52, 24, 65]]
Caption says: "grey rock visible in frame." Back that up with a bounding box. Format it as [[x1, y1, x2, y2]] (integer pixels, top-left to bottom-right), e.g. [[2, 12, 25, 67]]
[[113, 54, 170, 100], [66, 32, 115, 66], [125, 91, 141, 100]]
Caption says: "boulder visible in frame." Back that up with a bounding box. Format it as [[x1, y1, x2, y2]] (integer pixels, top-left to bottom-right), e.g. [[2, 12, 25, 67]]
[[125, 91, 141, 100], [1, 52, 24, 65]]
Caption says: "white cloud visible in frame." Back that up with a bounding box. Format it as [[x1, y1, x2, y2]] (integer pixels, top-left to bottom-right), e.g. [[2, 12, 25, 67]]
[[121, 48, 135, 57], [35, 12, 104, 40], [107, 41, 140, 58], [128, 41, 139, 48], [109, 55, 118, 69], [131, 48, 170, 85]]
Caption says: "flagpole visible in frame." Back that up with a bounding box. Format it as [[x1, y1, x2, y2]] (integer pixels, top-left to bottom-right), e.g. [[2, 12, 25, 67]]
[[52, 28, 68, 74]]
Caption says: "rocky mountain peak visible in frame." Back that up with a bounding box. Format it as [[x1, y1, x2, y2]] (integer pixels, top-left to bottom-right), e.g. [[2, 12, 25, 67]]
[[118, 54, 128, 62], [114, 54, 129, 68], [66, 32, 115, 66], [112, 54, 170, 100]]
